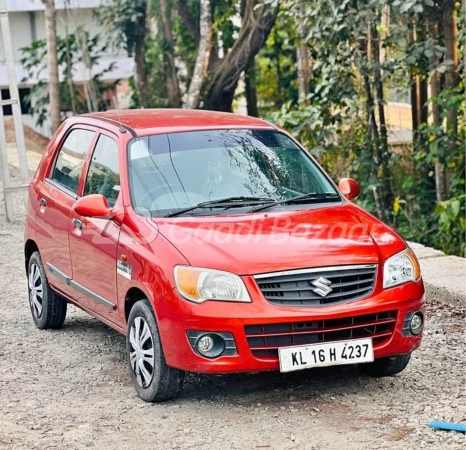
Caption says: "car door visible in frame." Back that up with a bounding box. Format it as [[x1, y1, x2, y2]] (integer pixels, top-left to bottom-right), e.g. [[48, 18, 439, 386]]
[[38, 127, 97, 300], [68, 130, 122, 325]]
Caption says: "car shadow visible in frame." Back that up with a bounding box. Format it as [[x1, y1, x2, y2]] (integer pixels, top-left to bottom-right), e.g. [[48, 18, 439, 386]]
[[181, 365, 370, 405], [60, 313, 378, 404]]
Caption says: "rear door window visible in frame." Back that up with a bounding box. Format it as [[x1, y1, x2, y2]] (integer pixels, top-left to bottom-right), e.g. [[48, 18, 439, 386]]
[[84, 134, 120, 206], [52, 129, 95, 193]]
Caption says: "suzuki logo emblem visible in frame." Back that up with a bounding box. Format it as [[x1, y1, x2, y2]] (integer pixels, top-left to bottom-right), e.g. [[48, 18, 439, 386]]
[[311, 277, 333, 297]]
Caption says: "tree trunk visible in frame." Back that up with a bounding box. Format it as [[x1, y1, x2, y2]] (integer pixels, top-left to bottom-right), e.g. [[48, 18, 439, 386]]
[[410, 76, 420, 132], [464, 0, 466, 117], [408, 15, 419, 133], [205, 1, 278, 112], [63, 7, 77, 115], [134, 40, 149, 108], [419, 76, 428, 124], [371, 26, 388, 156], [244, 59, 259, 117], [370, 25, 391, 204], [361, 63, 385, 220], [296, 6, 310, 104], [132, 2, 149, 108], [464, 0, 466, 124], [418, 15, 429, 125], [274, 31, 283, 108], [362, 27, 389, 222], [185, 0, 212, 109], [206, 3, 220, 76], [177, 0, 199, 45], [428, 20, 447, 202], [43, 0, 61, 134], [159, 0, 182, 108], [207, 31, 221, 75], [443, 0, 459, 133], [379, 5, 390, 65], [77, 28, 98, 112]]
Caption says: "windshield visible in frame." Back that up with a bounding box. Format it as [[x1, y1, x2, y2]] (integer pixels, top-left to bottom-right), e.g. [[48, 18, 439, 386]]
[[128, 129, 338, 215]]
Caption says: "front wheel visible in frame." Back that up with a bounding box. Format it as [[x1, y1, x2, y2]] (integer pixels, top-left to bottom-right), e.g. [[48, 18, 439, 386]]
[[126, 299, 184, 402], [362, 354, 411, 377]]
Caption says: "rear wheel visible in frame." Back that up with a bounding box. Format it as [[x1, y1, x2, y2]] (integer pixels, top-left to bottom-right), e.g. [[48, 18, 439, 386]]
[[126, 299, 184, 402], [27, 252, 67, 329], [362, 354, 411, 377]]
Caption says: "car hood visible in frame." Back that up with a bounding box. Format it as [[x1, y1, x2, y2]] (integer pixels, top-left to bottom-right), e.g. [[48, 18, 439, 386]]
[[155, 203, 407, 275]]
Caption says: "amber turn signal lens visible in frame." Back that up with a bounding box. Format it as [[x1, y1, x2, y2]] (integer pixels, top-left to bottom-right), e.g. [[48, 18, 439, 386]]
[[175, 267, 201, 300], [406, 248, 421, 281]]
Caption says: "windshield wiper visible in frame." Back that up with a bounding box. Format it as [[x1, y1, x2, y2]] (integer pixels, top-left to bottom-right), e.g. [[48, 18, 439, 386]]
[[166, 196, 275, 217], [249, 192, 341, 213]]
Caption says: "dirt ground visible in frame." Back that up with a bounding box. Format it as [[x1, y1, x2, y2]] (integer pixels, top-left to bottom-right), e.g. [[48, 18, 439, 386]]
[[0, 169, 465, 450], [5, 118, 50, 154]]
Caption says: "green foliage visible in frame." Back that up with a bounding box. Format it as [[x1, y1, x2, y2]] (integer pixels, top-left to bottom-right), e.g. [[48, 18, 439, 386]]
[[262, 0, 465, 256], [255, 13, 299, 113], [435, 196, 466, 256], [27, 0, 463, 256], [96, 0, 147, 56]]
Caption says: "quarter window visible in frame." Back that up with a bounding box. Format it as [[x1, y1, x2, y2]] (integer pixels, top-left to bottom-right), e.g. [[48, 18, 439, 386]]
[[52, 129, 94, 193], [84, 134, 120, 205]]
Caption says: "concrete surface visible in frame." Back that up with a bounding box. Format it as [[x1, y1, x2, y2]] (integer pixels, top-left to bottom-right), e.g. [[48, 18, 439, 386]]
[[7, 146, 42, 173], [409, 242, 465, 299]]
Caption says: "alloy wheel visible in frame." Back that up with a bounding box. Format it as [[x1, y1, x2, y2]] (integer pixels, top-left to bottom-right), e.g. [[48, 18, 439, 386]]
[[28, 263, 43, 318], [129, 317, 155, 388]]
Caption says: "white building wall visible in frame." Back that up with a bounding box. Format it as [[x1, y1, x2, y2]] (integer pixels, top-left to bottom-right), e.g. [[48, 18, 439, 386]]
[[0, 8, 132, 87], [0, 1, 133, 136], [0, 12, 33, 62]]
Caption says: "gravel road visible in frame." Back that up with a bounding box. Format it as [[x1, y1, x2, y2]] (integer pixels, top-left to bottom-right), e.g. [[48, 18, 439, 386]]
[[1, 170, 465, 450]]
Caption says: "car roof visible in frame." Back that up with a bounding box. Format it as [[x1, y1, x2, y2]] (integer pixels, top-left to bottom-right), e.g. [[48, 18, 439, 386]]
[[81, 109, 275, 136]]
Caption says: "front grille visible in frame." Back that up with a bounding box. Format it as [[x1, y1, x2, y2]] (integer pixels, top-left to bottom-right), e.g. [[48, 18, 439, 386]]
[[254, 265, 377, 307], [245, 310, 397, 358]]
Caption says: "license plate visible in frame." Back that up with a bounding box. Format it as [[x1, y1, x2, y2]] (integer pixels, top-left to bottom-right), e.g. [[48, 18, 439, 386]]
[[278, 338, 374, 373]]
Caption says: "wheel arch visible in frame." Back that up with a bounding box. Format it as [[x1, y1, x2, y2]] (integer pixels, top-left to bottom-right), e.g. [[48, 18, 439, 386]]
[[124, 286, 151, 323], [24, 239, 39, 274]]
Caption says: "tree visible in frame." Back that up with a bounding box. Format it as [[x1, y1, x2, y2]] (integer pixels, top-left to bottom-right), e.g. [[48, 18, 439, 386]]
[[244, 59, 259, 116], [185, 0, 212, 109], [97, 0, 149, 107], [159, 0, 182, 107], [43, 0, 61, 134], [205, 0, 279, 111], [295, 3, 310, 104]]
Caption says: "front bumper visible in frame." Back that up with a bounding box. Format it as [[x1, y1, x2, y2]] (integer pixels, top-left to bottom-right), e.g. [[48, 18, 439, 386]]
[[155, 276, 425, 373]]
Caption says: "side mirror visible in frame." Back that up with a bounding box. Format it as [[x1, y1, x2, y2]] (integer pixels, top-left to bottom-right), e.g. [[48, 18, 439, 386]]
[[338, 178, 360, 201], [74, 194, 112, 218]]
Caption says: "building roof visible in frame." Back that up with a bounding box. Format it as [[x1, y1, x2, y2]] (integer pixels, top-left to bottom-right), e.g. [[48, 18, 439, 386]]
[[83, 109, 275, 135]]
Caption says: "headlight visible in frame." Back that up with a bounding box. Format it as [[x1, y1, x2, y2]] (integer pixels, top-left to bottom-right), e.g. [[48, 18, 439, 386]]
[[383, 248, 421, 289], [174, 266, 251, 303]]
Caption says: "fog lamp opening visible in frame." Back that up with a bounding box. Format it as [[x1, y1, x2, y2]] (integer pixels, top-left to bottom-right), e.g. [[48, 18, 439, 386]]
[[195, 333, 226, 358], [198, 335, 215, 353], [410, 312, 423, 335]]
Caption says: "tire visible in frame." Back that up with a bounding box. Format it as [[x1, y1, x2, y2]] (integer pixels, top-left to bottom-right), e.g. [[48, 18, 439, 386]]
[[126, 299, 184, 402], [27, 252, 67, 330], [362, 354, 411, 377]]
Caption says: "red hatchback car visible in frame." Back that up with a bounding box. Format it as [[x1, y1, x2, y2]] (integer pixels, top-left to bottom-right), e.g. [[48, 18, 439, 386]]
[[24, 110, 425, 402]]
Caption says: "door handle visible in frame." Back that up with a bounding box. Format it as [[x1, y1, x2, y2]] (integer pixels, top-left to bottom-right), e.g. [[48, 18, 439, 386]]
[[72, 218, 83, 230], [39, 198, 47, 207]]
